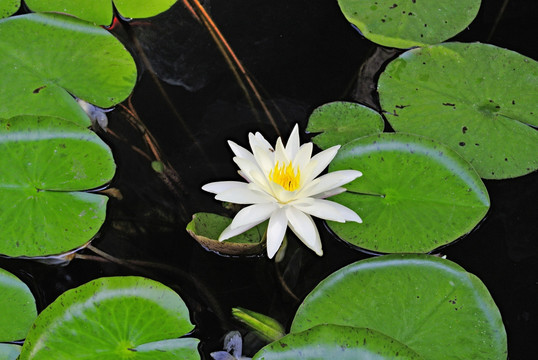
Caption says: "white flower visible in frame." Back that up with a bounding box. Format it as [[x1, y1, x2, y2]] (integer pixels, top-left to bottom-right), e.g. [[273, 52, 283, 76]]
[[202, 124, 362, 259]]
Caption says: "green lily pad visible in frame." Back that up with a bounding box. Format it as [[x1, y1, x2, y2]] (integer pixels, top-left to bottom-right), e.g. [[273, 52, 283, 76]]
[[253, 324, 423, 360], [337, 0, 481, 48], [0, 12, 137, 126], [0, 344, 21, 360], [328, 133, 489, 253], [378, 42, 538, 179], [114, 0, 177, 21], [0, 115, 115, 257], [306, 101, 384, 150], [232, 307, 286, 342], [25, 0, 177, 25], [0, 0, 19, 19], [0, 268, 37, 341], [292, 254, 507, 360], [19, 276, 199, 360], [187, 212, 267, 256]]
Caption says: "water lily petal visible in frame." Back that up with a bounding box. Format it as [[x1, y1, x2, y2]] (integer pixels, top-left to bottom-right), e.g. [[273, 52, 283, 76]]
[[202, 181, 246, 194], [219, 221, 259, 241], [246, 173, 273, 196], [312, 187, 347, 199], [301, 145, 340, 184], [230, 203, 277, 229], [285, 124, 300, 159], [268, 180, 298, 203], [251, 144, 274, 175], [250, 132, 273, 153], [267, 207, 288, 259], [274, 137, 290, 165], [233, 156, 265, 184], [285, 206, 322, 256], [228, 140, 254, 161], [293, 142, 313, 172], [291, 198, 362, 223], [299, 170, 362, 198], [215, 185, 275, 204]]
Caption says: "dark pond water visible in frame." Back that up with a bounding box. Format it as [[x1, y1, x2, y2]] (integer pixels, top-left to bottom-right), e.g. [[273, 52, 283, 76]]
[[1, 0, 536, 358]]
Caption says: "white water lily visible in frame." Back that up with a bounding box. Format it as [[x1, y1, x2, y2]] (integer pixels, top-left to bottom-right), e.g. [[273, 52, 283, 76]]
[[202, 124, 362, 259]]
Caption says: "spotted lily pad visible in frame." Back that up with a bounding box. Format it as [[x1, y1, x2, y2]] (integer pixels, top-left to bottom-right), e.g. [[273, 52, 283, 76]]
[[19, 276, 200, 360], [378, 42, 538, 179], [337, 0, 481, 48], [25, 0, 178, 25], [328, 132, 489, 253], [0, 12, 137, 126], [0, 115, 115, 257], [253, 324, 423, 359], [306, 101, 384, 149], [0, 0, 19, 19], [292, 254, 507, 360], [187, 212, 267, 256], [0, 268, 37, 341]]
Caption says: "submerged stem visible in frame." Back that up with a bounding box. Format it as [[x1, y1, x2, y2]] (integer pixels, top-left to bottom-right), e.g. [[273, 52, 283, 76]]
[[81, 244, 231, 327]]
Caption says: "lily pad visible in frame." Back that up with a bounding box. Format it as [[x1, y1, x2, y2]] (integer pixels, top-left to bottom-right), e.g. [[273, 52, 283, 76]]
[[19, 276, 200, 360], [378, 42, 538, 179], [187, 212, 267, 256], [337, 0, 481, 48], [253, 324, 422, 360], [328, 132, 489, 253], [25, 0, 177, 25], [306, 101, 384, 150], [0, 12, 137, 126], [0, 115, 115, 257], [0, 344, 21, 360], [0, 0, 19, 19], [0, 268, 37, 341], [291, 254, 507, 360]]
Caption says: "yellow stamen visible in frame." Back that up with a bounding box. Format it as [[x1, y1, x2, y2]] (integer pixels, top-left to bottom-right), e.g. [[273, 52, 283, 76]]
[[270, 161, 300, 191]]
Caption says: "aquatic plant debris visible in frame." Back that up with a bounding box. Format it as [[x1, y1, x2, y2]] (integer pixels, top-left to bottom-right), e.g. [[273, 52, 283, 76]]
[[211, 331, 251, 360], [202, 124, 362, 259]]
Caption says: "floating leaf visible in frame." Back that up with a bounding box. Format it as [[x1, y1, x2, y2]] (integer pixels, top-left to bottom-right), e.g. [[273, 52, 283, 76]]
[[0, 0, 19, 19], [232, 307, 285, 342], [0, 115, 115, 257], [306, 101, 384, 149], [0, 268, 37, 341], [378, 42, 538, 179], [25, 0, 177, 25], [328, 133, 489, 253], [0, 344, 21, 360], [19, 276, 200, 360], [0, 12, 137, 126], [253, 324, 422, 360], [187, 212, 266, 256], [25, 0, 111, 25], [292, 254, 507, 360], [114, 0, 177, 21], [337, 0, 481, 48]]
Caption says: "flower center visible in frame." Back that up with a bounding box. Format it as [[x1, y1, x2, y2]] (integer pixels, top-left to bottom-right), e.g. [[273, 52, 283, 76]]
[[270, 161, 300, 191]]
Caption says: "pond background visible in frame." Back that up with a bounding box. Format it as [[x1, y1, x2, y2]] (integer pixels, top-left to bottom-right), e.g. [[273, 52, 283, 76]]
[[1, 0, 536, 358]]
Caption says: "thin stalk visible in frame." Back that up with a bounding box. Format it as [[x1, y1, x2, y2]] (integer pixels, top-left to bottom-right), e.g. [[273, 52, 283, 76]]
[[183, 0, 281, 136], [81, 244, 230, 326], [487, 0, 510, 41]]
